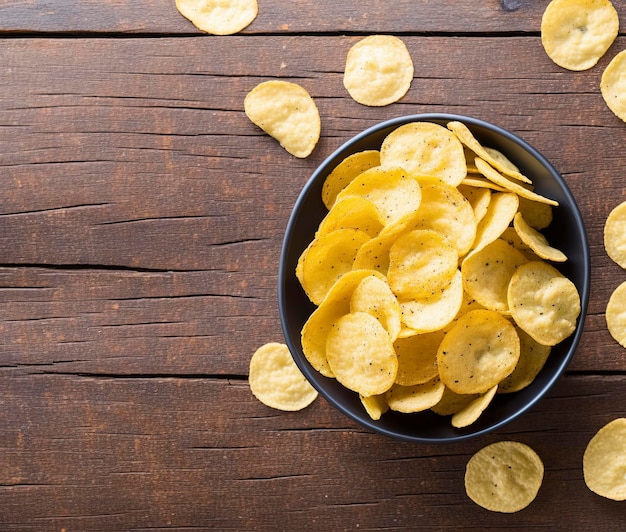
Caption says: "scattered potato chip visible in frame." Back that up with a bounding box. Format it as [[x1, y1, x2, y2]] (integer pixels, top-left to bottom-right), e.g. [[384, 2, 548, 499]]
[[394, 331, 444, 386], [604, 200, 626, 268], [360, 393, 389, 421], [244, 80, 320, 158], [249, 343, 318, 411], [498, 328, 552, 394], [343, 35, 414, 106], [381, 122, 467, 186], [386, 377, 445, 413], [321, 150, 381, 209], [601, 50, 626, 123], [175, 0, 258, 35], [451, 385, 498, 428], [437, 310, 520, 394], [351, 275, 402, 341], [513, 212, 567, 262], [508, 261, 581, 346], [541, 0, 619, 71], [465, 441, 544, 513], [605, 280, 626, 347], [583, 418, 626, 501], [317, 196, 384, 238]]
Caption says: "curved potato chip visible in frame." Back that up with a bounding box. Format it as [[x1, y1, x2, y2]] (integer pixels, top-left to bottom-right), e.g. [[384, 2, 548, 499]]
[[380, 122, 467, 186], [175, 0, 258, 35], [393, 330, 444, 386], [351, 275, 401, 341], [462, 175, 507, 192], [469, 192, 520, 255], [360, 393, 389, 421], [583, 418, 626, 501], [541, 0, 619, 71], [321, 150, 381, 209], [451, 384, 498, 428], [465, 441, 544, 513], [437, 309, 520, 394], [317, 196, 384, 238], [500, 227, 539, 261], [508, 261, 581, 346], [498, 328, 552, 394], [604, 200, 626, 268], [513, 212, 567, 262], [343, 35, 414, 107], [326, 312, 398, 396], [518, 196, 553, 230], [458, 184, 492, 224], [388, 229, 459, 300], [386, 377, 445, 413], [244, 80, 320, 158], [431, 387, 479, 416], [249, 343, 318, 411], [605, 280, 626, 347], [601, 50, 626, 123]]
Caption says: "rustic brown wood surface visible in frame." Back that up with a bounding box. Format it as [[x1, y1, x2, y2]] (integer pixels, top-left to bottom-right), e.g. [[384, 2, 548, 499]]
[[1, 1, 625, 530]]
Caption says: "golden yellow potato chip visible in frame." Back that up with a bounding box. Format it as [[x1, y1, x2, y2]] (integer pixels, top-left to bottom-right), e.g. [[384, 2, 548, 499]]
[[360, 393, 389, 421], [500, 227, 539, 261], [326, 312, 398, 396], [451, 384, 498, 428], [498, 328, 552, 394], [461, 175, 507, 192], [508, 261, 581, 346], [249, 343, 318, 411], [583, 418, 626, 501], [604, 200, 626, 268], [393, 331, 444, 386], [387, 229, 458, 300], [458, 184, 492, 225], [431, 387, 479, 416], [244, 80, 320, 158], [437, 309, 520, 394], [465, 441, 544, 513], [513, 212, 567, 262], [601, 50, 626, 122], [462, 239, 528, 313], [336, 166, 422, 226], [605, 280, 626, 347], [351, 275, 402, 342], [321, 150, 381, 209], [541, 0, 619, 71], [381, 122, 467, 186], [175, 0, 258, 35], [297, 228, 370, 305], [469, 191, 519, 255], [343, 35, 414, 107], [386, 377, 445, 413], [317, 196, 384, 238], [400, 270, 464, 333], [518, 196, 553, 230]]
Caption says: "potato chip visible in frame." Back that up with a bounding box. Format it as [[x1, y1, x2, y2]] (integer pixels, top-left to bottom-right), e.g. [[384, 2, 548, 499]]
[[461, 175, 507, 192], [465, 441, 544, 513], [601, 50, 626, 123], [458, 184, 491, 224], [297, 228, 370, 305], [451, 384, 498, 428], [336, 166, 422, 226], [604, 200, 626, 268], [343, 35, 414, 107], [605, 280, 626, 347], [249, 343, 318, 411], [517, 196, 553, 230], [244, 80, 320, 158], [431, 387, 479, 416], [513, 212, 567, 262], [500, 227, 539, 261], [387, 229, 459, 300], [400, 270, 464, 333], [321, 150, 381, 209], [326, 312, 398, 396], [175, 0, 258, 35], [381, 122, 467, 186], [469, 192, 519, 255], [386, 377, 445, 413], [583, 418, 626, 501], [437, 309, 520, 394], [541, 0, 619, 71], [351, 275, 402, 341], [462, 239, 528, 313], [317, 196, 384, 238], [508, 261, 581, 346], [360, 393, 389, 421], [498, 328, 552, 394], [393, 331, 444, 386]]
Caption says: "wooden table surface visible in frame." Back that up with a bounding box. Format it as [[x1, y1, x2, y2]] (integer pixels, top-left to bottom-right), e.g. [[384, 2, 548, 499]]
[[1, 1, 626, 530]]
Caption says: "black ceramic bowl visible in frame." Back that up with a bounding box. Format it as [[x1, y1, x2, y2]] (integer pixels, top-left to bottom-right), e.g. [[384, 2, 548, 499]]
[[278, 114, 590, 443]]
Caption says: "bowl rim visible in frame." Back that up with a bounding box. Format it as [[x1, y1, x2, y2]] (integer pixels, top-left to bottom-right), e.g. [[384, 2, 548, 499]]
[[278, 113, 591, 443]]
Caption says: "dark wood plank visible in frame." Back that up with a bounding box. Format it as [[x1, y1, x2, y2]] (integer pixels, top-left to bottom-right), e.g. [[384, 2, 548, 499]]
[[0, 373, 625, 529]]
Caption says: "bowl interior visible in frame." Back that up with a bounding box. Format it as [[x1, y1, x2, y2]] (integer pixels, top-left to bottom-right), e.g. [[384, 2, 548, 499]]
[[279, 113, 590, 443]]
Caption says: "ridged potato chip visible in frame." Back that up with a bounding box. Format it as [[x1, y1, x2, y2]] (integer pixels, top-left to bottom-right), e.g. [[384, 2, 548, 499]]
[[583, 418, 626, 501], [386, 377, 445, 413], [249, 343, 318, 411], [176, 0, 258, 35], [605, 280, 626, 347], [541, 0, 619, 71], [465, 441, 544, 513], [244, 80, 320, 158], [321, 150, 381, 209], [601, 50, 626, 123], [604, 200, 626, 268], [393, 331, 444, 386], [343, 35, 414, 107]]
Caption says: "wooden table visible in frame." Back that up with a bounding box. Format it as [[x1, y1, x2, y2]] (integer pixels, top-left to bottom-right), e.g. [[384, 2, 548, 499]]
[[1, 1, 625, 529]]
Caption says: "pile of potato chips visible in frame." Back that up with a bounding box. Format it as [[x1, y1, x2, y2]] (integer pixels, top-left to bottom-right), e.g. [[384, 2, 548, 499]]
[[295, 119, 581, 428]]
